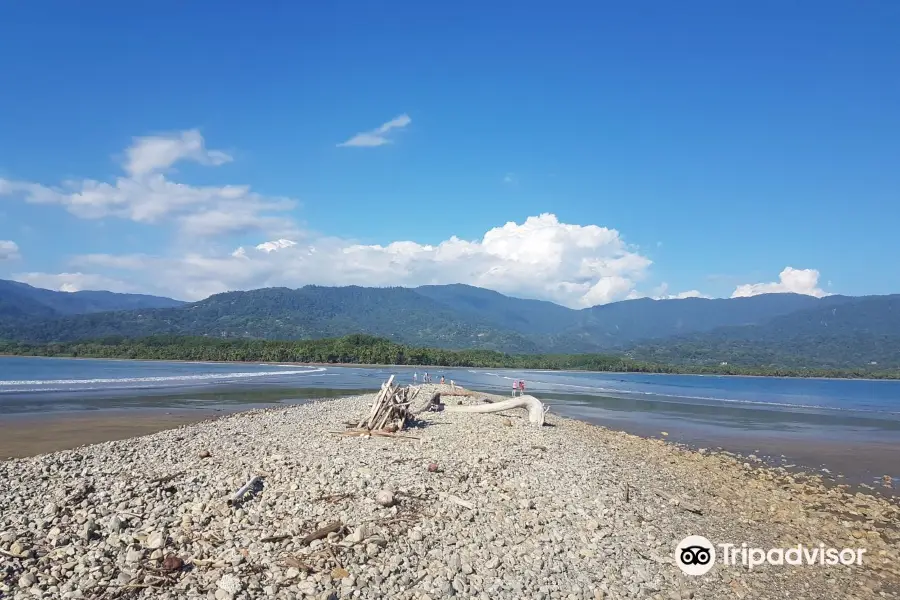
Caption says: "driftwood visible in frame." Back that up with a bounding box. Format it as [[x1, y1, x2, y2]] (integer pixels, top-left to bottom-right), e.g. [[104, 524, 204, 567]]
[[299, 521, 343, 545], [357, 376, 436, 432], [332, 429, 421, 441], [446, 495, 475, 510], [230, 475, 262, 506], [0, 547, 28, 559], [653, 489, 704, 515], [445, 394, 547, 427]]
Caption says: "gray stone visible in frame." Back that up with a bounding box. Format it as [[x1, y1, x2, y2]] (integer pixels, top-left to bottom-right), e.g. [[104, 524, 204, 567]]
[[146, 530, 166, 549], [81, 519, 98, 541], [108, 515, 124, 533], [125, 547, 143, 563], [217, 573, 242, 594]]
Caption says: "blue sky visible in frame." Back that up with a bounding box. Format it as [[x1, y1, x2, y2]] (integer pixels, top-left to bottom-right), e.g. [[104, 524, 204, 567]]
[[0, 1, 897, 306]]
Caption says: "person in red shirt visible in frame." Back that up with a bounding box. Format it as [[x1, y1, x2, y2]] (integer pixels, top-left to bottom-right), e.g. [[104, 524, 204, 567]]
[[520, 380, 526, 395]]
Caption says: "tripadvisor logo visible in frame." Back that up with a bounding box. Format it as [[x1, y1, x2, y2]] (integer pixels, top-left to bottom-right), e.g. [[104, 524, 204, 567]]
[[675, 536, 716, 575], [675, 536, 866, 575]]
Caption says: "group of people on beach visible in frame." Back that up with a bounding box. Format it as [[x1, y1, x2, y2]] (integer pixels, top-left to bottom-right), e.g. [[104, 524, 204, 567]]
[[413, 372, 454, 389], [512, 379, 527, 396]]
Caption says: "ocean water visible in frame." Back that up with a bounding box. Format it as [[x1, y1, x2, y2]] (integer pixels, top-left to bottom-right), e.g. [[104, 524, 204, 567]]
[[2, 356, 898, 487]]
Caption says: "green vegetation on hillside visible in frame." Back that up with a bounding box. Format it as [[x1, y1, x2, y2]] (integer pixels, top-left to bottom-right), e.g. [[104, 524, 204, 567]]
[[3, 279, 899, 369], [2, 334, 898, 379]]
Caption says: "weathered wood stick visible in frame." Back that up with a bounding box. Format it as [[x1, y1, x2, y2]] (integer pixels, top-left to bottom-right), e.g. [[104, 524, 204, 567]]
[[361, 377, 393, 427], [150, 471, 185, 484], [299, 521, 343, 545], [315, 492, 355, 503], [260, 534, 291, 543], [283, 556, 317, 571], [371, 431, 420, 440], [230, 475, 262, 505], [445, 395, 546, 427], [653, 490, 704, 515], [447, 495, 475, 510]]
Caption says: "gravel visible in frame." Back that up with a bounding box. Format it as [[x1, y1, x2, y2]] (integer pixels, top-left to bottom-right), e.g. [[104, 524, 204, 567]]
[[1, 383, 899, 599]]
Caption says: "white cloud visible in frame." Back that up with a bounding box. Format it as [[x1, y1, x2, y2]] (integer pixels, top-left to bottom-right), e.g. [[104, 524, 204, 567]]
[[337, 114, 411, 148], [731, 267, 829, 298], [0, 130, 296, 238], [125, 129, 232, 177], [0, 240, 20, 260], [12, 272, 139, 294], [503, 173, 517, 184], [651, 283, 711, 300], [66, 213, 652, 308]]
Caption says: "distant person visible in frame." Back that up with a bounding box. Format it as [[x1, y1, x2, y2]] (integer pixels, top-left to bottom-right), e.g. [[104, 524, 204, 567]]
[[450, 379, 455, 390], [520, 380, 526, 395], [424, 372, 428, 383], [413, 371, 418, 383], [512, 380, 519, 397], [440, 375, 445, 384]]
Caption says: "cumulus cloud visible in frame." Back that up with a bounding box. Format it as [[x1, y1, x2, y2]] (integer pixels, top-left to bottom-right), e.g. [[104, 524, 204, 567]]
[[125, 129, 232, 177], [0, 240, 20, 260], [337, 114, 411, 147], [0, 130, 296, 238], [65, 213, 652, 307], [651, 283, 711, 300], [731, 267, 828, 298]]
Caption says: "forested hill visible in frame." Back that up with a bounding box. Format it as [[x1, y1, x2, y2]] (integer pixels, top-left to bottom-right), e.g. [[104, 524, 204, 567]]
[[0, 285, 543, 353], [0, 279, 183, 319], [626, 294, 900, 369], [1, 279, 898, 368]]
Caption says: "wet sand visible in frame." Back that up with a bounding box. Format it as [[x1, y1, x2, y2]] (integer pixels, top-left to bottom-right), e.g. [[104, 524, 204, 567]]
[[555, 405, 900, 495], [0, 409, 226, 459]]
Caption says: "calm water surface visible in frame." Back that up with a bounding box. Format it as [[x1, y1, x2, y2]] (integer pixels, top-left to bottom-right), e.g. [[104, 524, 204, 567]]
[[2, 356, 898, 489]]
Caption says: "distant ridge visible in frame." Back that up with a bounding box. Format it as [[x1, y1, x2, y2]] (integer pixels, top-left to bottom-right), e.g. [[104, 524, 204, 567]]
[[0, 279, 184, 319], [1, 279, 897, 368]]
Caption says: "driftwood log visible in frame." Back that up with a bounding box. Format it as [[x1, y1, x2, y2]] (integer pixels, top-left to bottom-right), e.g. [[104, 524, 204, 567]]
[[229, 475, 262, 506], [357, 376, 440, 432], [444, 394, 547, 427]]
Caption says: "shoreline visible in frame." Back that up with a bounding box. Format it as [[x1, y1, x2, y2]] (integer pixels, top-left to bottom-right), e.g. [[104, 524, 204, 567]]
[[5, 397, 898, 498], [2, 352, 897, 382], [2, 384, 898, 598]]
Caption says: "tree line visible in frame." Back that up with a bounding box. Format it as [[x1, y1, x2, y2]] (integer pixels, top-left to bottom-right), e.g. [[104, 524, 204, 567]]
[[2, 334, 898, 380]]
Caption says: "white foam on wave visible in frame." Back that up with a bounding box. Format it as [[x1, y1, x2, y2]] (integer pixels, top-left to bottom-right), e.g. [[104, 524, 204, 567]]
[[0, 367, 327, 388]]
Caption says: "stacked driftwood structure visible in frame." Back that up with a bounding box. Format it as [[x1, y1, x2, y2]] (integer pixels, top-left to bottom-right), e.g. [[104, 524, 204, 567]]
[[357, 375, 424, 432], [338, 375, 547, 442]]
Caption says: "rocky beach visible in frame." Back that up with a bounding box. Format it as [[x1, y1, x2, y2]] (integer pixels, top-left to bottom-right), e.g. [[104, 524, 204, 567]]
[[2, 384, 899, 600]]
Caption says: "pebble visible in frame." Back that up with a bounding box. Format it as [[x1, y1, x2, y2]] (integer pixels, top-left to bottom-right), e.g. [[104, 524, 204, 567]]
[[146, 530, 166, 549], [108, 515, 124, 533], [0, 385, 894, 600], [375, 489, 394, 507], [217, 573, 242, 593]]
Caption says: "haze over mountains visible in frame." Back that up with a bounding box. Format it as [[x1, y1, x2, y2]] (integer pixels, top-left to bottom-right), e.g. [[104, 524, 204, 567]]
[[0, 279, 897, 369]]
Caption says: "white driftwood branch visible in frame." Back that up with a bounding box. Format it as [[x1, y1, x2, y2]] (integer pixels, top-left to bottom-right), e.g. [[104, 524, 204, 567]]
[[444, 395, 546, 427], [447, 495, 475, 510], [231, 475, 261, 505]]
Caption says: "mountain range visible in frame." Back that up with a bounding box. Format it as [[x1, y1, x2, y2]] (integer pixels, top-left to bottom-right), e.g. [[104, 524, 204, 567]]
[[0, 279, 897, 369]]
